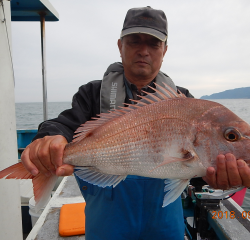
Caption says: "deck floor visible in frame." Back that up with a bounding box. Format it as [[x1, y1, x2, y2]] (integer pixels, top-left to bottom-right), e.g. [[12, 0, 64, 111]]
[[26, 176, 85, 240]]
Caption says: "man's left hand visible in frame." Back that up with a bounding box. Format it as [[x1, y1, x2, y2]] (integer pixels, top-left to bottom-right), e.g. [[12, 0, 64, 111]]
[[203, 153, 250, 189]]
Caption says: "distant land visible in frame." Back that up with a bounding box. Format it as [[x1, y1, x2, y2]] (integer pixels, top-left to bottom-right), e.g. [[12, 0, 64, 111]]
[[200, 87, 250, 99]]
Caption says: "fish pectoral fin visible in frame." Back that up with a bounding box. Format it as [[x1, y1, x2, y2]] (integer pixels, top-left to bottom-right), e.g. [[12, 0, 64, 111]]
[[74, 167, 127, 188], [182, 150, 200, 167], [163, 179, 190, 207], [149, 153, 194, 173]]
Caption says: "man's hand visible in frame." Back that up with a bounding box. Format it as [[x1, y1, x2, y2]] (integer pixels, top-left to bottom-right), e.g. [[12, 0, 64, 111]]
[[203, 153, 250, 189], [21, 135, 74, 177]]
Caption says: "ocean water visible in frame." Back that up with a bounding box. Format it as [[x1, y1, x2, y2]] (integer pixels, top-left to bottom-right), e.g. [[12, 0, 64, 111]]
[[15, 99, 250, 210], [15, 102, 71, 129], [15, 99, 250, 129]]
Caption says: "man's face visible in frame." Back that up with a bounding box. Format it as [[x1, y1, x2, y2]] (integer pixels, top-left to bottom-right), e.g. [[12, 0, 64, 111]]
[[118, 33, 167, 82]]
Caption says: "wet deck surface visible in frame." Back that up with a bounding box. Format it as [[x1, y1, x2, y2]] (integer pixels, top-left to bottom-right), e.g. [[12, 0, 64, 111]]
[[207, 199, 250, 240], [35, 208, 85, 240], [26, 176, 85, 240]]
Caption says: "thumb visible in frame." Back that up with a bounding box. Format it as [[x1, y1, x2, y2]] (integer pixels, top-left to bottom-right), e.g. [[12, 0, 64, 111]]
[[56, 164, 74, 176]]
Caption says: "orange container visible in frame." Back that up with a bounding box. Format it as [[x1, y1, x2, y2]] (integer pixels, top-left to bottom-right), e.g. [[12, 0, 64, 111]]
[[59, 202, 86, 237]]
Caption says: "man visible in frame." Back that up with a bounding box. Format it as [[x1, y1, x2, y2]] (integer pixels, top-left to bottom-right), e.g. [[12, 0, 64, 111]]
[[21, 6, 250, 240]]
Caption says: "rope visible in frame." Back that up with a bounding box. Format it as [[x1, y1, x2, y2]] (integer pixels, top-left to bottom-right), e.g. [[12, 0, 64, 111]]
[[0, 0, 15, 85]]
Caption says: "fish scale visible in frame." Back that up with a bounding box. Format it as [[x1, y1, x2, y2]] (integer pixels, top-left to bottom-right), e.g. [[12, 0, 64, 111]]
[[64, 101, 203, 179]]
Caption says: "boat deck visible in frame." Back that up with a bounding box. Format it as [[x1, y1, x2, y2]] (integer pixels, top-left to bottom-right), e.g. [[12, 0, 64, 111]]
[[25, 175, 250, 240], [26, 176, 85, 240]]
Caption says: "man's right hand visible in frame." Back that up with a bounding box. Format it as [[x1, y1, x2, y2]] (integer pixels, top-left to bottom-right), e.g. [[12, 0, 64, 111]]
[[21, 135, 74, 177]]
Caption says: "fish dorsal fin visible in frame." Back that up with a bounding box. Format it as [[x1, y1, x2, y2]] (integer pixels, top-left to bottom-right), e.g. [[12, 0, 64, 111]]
[[72, 110, 133, 142], [72, 84, 186, 143]]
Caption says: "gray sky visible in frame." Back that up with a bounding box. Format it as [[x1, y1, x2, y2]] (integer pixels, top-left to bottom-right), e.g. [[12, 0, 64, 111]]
[[12, 0, 250, 102]]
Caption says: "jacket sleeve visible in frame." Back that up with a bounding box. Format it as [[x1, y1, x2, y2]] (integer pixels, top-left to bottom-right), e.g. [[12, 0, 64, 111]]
[[176, 86, 194, 98], [33, 80, 101, 143]]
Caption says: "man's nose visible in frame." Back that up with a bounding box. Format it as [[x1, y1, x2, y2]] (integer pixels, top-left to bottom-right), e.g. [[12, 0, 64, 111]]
[[138, 43, 149, 56]]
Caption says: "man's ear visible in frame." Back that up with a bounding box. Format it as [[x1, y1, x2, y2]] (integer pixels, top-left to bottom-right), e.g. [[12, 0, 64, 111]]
[[117, 39, 122, 55], [163, 45, 168, 57]]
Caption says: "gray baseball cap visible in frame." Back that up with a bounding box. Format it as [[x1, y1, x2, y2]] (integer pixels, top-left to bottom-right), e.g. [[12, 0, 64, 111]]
[[120, 6, 168, 42]]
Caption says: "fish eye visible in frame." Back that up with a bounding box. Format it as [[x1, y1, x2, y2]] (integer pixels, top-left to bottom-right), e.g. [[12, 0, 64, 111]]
[[224, 128, 241, 142]]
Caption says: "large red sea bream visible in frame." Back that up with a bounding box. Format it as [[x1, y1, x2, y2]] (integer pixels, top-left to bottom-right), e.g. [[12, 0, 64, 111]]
[[1, 84, 250, 210]]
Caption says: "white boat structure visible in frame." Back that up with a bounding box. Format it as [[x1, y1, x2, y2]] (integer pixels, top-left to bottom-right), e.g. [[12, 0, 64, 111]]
[[0, 1, 249, 239], [0, 0, 60, 239]]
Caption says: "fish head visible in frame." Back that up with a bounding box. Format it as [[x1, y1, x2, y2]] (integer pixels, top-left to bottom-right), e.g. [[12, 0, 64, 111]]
[[194, 102, 250, 168], [219, 120, 250, 162]]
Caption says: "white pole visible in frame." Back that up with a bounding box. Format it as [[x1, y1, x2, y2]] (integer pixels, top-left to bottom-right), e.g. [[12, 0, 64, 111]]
[[0, 0, 23, 239], [40, 13, 48, 121]]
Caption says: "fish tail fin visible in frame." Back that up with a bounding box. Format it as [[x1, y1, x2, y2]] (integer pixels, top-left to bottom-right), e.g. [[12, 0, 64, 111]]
[[32, 173, 58, 211], [0, 162, 58, 212], [0, 162, 30, 179]]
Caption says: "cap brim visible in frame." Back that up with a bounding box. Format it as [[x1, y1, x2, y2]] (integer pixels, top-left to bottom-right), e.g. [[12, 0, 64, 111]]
[[120, 27, 167, 41]]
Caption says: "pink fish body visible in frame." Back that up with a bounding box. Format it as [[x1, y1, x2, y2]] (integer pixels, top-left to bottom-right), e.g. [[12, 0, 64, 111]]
[[1, 84, 250, 209]]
